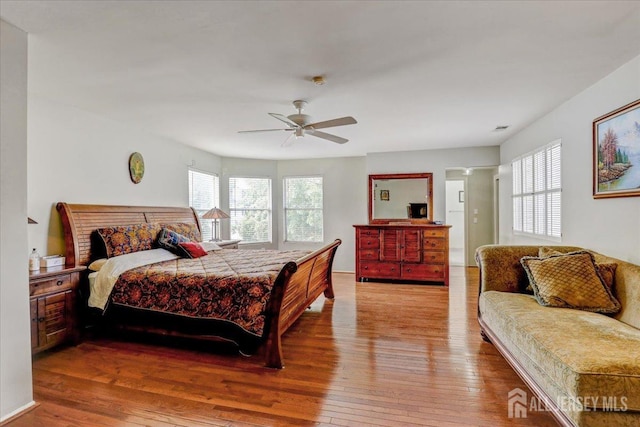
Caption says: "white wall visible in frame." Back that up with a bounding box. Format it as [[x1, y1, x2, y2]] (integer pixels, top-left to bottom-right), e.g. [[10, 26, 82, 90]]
[[499, 55, 640, 264], [1, 19, 34, 422], [367, 146, 501, 223], [27, 96, 223, 256]]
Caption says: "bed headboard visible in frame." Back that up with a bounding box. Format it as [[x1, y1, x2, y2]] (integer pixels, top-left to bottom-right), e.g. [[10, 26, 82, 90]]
[[56, 202, 202, 267]]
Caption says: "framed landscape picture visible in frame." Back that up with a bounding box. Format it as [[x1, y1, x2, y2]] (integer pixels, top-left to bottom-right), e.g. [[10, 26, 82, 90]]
[[593, 99, 640, 198]]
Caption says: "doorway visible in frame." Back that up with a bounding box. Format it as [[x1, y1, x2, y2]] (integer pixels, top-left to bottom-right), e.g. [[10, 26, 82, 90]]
[[446, 179, 466, 266]]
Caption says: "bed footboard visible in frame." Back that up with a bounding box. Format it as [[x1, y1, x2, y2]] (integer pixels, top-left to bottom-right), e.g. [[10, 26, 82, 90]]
[[262, 239, 341, 368]]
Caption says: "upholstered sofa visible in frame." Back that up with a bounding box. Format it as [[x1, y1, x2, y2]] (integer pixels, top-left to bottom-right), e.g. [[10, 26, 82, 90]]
[[476, 245, 640, 427]]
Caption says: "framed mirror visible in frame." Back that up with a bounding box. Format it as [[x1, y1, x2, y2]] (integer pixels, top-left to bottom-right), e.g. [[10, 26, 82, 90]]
[[368, 173, 433, 224]]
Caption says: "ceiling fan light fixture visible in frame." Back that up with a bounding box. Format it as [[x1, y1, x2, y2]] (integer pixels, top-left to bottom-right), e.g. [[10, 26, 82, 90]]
[[312, 75, 325, 85], [295, 128, 304, 138]]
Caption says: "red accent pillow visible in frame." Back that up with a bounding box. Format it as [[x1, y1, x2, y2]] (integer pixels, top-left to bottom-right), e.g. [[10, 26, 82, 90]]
[[178, 242, 208, 259]]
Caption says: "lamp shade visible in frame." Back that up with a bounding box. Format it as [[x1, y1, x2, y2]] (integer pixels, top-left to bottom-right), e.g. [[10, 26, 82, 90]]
[[202, 207, 230, 220]]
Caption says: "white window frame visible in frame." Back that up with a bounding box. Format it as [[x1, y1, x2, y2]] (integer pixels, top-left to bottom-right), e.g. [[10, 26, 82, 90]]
[[228, 176, 272, 244], [283, 175, 324, 243], [512, 140, 562, 240], [188, 169, 220, 241]]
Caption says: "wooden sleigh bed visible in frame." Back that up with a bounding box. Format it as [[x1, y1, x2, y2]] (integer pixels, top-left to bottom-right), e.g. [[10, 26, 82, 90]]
[[56, 202, 341, 368]]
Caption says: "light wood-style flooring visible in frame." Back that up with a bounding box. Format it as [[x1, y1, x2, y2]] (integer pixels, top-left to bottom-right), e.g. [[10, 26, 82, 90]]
[[8, 268, 557, 426]]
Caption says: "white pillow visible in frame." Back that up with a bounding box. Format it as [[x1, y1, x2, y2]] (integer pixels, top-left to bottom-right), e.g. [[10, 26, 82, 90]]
[[200, 241, 222, 251]]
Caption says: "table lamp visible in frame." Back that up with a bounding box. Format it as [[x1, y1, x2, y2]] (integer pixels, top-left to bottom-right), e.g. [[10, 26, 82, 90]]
[[202, 207, 230, 241]]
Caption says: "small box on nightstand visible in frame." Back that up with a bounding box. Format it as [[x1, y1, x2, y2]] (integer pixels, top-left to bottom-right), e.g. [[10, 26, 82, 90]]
[[40, 255, 65, 268]]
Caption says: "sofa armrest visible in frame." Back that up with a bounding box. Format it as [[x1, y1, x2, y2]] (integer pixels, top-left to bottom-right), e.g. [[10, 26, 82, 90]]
[[475, 245, 583, 293]]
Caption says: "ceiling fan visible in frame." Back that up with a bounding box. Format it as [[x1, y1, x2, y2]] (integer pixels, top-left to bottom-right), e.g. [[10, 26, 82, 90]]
[[238, 100, 357, 145]]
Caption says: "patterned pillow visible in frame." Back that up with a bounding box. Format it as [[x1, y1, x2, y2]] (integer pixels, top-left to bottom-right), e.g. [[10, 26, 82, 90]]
[[178, 242, 208, 259], [161, 223, 201, 242], [537, 247, 617, 290], [96, 223, 161, 258], [157, 228, 191, 257], [521, 251, 621, 314]]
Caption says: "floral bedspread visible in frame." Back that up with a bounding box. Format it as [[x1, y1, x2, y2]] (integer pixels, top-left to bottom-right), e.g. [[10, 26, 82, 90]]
[[110, 249, 310, 336]]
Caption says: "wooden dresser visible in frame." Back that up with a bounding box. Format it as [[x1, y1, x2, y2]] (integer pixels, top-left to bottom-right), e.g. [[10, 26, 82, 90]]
[[354, 224, 451, 286]]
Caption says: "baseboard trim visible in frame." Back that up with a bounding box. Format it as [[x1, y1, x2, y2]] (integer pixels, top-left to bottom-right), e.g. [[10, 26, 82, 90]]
[[0, 401, 38, 425]]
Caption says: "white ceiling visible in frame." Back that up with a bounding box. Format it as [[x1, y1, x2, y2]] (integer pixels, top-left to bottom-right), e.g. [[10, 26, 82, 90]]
[[2, 1, 639, 160]]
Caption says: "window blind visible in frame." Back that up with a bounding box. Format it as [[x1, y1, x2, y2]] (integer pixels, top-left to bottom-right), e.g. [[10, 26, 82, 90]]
[[188, 169, 220, 241], [228, 177, 272, 243], [284, 176, 323, 242], [512, 141, 562, 239]]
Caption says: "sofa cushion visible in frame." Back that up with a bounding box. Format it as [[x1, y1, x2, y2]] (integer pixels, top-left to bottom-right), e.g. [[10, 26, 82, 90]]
[[479, 291, 640, 411], [521, 251, 621, 314]]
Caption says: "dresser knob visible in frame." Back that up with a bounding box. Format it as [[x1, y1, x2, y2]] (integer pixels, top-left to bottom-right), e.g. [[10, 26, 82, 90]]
[[38, 317, 45, 323], [56, 280, 63, 286]]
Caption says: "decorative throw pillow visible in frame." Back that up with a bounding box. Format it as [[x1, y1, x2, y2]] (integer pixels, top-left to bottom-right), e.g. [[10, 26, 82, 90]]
[[161, 223, 202, 242], [178, 242, 208, 259], [520, 251, 621, 314], [536, 248, 617, 290], [96, 223, 161, 258], [157, 228, 191, 256]]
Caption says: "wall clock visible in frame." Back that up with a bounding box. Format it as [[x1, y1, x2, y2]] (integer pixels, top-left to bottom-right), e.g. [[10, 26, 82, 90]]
[[129, 152, 145, 184]]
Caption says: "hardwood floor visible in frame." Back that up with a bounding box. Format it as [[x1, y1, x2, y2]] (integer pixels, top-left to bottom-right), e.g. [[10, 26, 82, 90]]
[[9, 268, 557, 426]]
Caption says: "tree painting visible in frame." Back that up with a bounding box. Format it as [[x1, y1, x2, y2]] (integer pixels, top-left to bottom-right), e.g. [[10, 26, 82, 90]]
[[597, 127, 630, 184], [594, 99, 640, 198]]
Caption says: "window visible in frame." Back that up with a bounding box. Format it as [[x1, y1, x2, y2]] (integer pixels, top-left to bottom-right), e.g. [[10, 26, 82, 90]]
[[188, 169, 219, 241], [284, 176, 323, 242], [229, 177, 272, 243], [512, 141, 561, 239]]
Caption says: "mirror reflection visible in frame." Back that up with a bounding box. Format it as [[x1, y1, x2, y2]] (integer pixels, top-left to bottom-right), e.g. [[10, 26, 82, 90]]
[[369, 173, 433, 223]]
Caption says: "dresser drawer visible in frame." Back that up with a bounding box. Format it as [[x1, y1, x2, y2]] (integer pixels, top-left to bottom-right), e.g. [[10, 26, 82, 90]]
[[358, 249, 379, 260], [423, 251, 445, 263], [358, 229, 379, 239], [30, 274, 72, 297], [423, 238, 445, 250], [358, 237, 380, 250], [359, 261, 399, 278], [401, 263, 445, 280], [423, 228, 447, 238]]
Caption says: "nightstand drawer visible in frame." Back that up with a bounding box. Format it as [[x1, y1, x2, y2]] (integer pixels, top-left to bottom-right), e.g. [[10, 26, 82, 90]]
[[30, 274, 72, 297]]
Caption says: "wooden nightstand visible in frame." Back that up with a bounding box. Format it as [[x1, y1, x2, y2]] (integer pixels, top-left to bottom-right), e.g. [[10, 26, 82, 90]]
[[215, 239, 241, 249], [29, 265, 85, 355]]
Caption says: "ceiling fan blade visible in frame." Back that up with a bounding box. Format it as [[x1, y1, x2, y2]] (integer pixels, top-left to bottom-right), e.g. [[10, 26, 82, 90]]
[[281, 133, 299, 147], [308, 130, 348, 144], [268, 113, 300, 128], [238, 128, 291, 133], [305, 116, 357, 130]]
